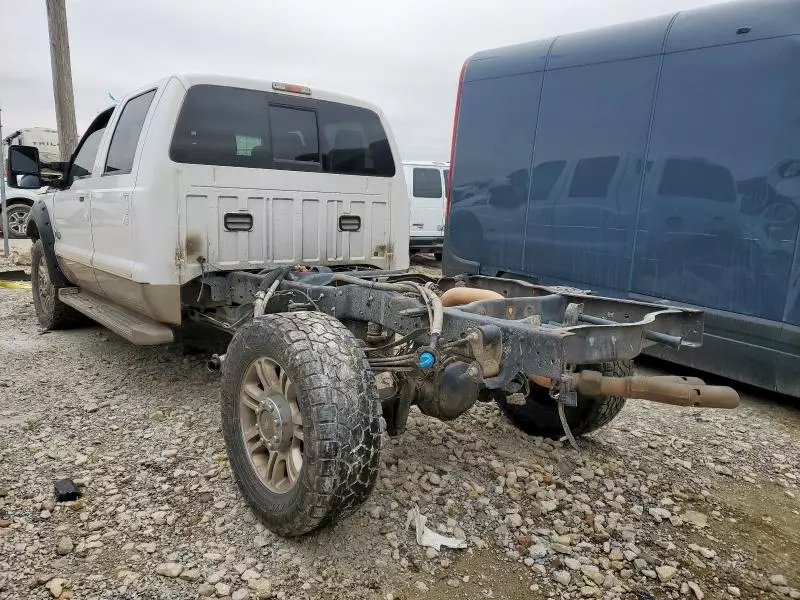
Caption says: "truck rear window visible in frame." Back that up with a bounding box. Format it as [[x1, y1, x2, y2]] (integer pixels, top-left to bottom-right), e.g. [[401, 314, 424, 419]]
[[170, 84, 395, 177]]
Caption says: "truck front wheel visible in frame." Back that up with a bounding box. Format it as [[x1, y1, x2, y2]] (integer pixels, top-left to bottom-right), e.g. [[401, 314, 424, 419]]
[[30, 239, 83, 329], [497, 361, 633, 439], [221, 312, 383, 537]]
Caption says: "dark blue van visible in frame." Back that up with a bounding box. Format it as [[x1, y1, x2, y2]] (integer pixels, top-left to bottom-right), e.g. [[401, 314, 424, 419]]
[[445, 0, 800, 396]]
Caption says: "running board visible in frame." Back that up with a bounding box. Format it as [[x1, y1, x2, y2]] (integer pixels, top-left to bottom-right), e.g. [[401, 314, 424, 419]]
[[58, 289, 174, 345]]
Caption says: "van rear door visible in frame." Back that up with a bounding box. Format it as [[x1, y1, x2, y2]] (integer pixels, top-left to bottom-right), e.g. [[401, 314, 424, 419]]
[[407, 165, 445, 243]]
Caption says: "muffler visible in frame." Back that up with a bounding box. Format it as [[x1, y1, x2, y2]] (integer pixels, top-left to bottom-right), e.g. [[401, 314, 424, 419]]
[[569, 370, 740, 409]]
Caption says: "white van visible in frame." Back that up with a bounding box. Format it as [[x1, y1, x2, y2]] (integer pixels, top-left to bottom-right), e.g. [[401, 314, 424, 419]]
[[403, 161, 448, 259]]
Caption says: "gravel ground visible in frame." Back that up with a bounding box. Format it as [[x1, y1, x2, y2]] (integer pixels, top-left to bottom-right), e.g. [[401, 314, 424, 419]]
[[0, 250, 799, 600]]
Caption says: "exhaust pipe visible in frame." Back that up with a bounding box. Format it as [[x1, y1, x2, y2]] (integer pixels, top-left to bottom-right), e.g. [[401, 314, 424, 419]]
[[207, 354, 225, 372], [570, 370, 740, 409]]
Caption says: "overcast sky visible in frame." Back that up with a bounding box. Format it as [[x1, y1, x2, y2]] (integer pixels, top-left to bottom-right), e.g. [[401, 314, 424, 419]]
[[2, 0, 724, 160]]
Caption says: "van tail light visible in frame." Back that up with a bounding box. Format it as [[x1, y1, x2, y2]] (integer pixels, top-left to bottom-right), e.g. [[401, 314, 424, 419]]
[[446, 59, 468, 222]]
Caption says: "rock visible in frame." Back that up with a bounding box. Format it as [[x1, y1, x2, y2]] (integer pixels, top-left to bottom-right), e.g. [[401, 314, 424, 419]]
[[46, 578, 66, 598], [552, 543, 572, 555], [161, 449, 178, 458], [215, 582, 232, 596], [241, 569, 260, 581], [414, 581, 429, 592], [656, 565, 677, 582], [368, 505, 384, 519], [180, 569, 200, 581], [74, 453, 88, 466], [564, 558, 581, 570], [197, 583, 215, 596], [688, 581, 704, 599], [727, 586, 741, 597], [553, 570, 571, 586], [506, 513, 523, 528], [682, 510, 708, 528], [770, 575, 789, 587], [232, 589, 248, 600], [56, 536, 73, 555], [428, 473, 441, 485], [529, 544, 547, 558], [248, 578, 272, 598], [540, 500, 558, 512], [155, 562, 183, 578], [84, 403, 99, 413], [580, 586, 601, 597], [609, 548, 624, 561]]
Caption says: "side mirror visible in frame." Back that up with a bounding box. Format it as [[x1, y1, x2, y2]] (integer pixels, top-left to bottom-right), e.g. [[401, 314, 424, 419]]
[[6, 145, 42, 189]]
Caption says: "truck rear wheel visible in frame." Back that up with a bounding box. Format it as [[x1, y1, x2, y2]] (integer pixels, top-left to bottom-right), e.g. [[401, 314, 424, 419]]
[[221, 311, 383, 537], [30, 239, 83, 330], [497, 361, 632, 438]]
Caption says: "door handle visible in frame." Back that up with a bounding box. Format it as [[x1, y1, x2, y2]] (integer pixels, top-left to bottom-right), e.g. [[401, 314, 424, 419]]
[[79, 196, 85, 202]]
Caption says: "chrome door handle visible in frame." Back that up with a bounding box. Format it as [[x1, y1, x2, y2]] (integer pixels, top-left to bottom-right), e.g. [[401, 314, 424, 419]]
[[78, 196, 85, 202]]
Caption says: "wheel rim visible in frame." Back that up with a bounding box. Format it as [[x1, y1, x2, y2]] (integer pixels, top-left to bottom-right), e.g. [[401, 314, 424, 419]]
[[37, 253, 54, 315], [239, 357, 304, 494], [8, 208, 28, 236]]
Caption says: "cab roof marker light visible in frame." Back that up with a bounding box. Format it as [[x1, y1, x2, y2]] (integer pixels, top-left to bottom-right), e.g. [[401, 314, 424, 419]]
[[272, 82, 311, 95]]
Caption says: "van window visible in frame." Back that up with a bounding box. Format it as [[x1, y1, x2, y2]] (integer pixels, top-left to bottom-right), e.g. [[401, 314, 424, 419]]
[[71, 128, 106, 179], [170, 84, 395, 176], [104, 90, 156, 175], [413, 168, 443, 198], [568, 156, 619, 198], [268, 105, 319, 164]]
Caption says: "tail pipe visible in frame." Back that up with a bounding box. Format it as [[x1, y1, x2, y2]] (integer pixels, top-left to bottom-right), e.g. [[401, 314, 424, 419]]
[[569, 370, 740, 409]]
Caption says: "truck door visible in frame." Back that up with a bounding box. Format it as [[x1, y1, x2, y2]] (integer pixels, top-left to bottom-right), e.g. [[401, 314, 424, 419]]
[[90, 89, 157, 281], [52, 123, 107, 293]]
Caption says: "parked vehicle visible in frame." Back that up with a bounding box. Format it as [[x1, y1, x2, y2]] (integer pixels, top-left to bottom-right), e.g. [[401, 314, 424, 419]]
[[404, 160, 449, 259], [7, 73, 738, 537], [445, 0, 800, 397], [2, 128, 62, 238]]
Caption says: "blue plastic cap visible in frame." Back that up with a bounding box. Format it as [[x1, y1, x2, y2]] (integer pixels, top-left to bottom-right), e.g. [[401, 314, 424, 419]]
[[418, 351, 436, 369]]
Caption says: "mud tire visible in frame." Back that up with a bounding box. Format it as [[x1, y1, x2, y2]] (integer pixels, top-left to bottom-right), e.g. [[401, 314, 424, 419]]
[[30, 239, 83, 329], [221, 311, 383, 537]]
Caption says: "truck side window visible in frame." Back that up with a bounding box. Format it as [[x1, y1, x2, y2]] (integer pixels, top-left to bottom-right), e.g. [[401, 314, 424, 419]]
[[268, 106, 320, 164], [104, 89, 157, 175], [70, 128, 106, 180], [413, 168, 443, 198]]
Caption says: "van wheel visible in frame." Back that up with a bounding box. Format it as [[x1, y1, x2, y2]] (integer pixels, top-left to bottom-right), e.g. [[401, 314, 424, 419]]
[[221, 311, 384, 537], [30, 239, 83, 329], [497, 361, 632, 438]]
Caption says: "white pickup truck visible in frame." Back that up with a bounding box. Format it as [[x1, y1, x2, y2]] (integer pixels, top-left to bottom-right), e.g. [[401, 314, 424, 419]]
[[6, 73, 738, 537]]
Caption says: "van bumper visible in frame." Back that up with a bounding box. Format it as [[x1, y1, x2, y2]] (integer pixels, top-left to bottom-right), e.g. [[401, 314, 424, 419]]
[[409, 236, 444, 251]]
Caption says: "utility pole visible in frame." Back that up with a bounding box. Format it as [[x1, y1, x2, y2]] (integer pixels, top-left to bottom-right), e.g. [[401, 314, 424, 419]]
[[46, 0, 78, 162], [1, 108, 9, 257]]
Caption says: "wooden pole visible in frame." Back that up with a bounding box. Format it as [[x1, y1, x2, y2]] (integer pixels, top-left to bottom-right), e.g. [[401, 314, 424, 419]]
[[1, 108, 9, 257], [46, 0, 78, 162]]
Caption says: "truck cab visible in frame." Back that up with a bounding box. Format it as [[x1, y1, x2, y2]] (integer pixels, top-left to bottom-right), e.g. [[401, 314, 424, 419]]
[[9, 74, 409, 328]]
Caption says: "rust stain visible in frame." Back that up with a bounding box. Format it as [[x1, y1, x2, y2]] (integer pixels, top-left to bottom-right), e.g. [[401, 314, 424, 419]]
[[185, 234, 204, 258]]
